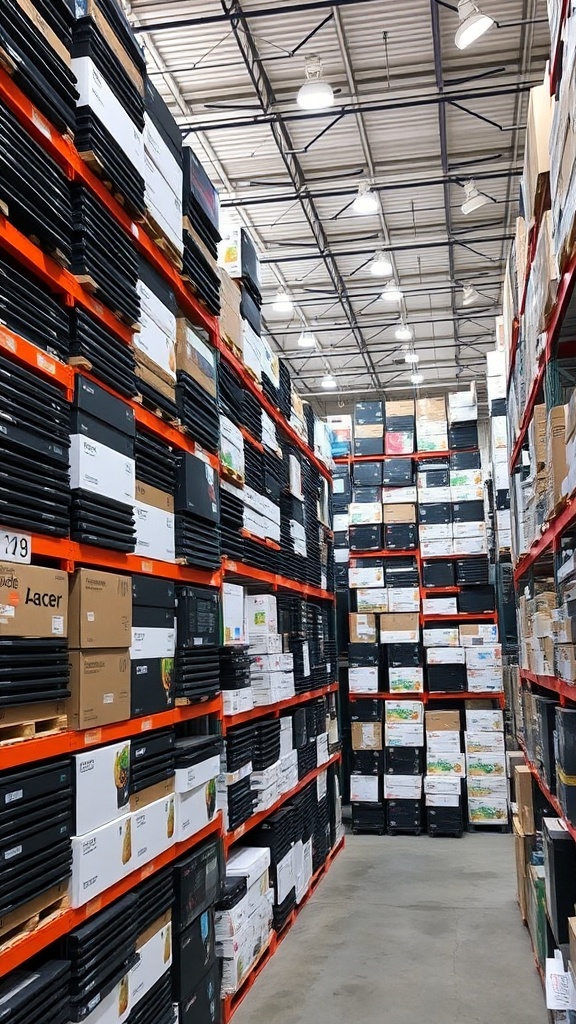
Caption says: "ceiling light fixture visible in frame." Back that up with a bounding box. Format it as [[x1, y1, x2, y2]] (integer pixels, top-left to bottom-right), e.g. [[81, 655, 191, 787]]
[[370, 251, 393, 277], [321, 374, 337, 390], [395, 323, 413, 342], [461, 179, 491, 215], [381, 281, 403, 303], [352, 181, 379, 215], [410, 372, 424, 385], [404, 351, 419, 365], [297, 330, 317, 348], [455, 0, 495, 49], [297, 55, 334, 111], [462, 283, 481, 307], [272, 291, 294, 314]]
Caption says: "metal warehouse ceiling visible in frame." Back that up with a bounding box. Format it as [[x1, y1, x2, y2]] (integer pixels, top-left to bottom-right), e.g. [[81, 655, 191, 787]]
[[125, 0, 549, 412]]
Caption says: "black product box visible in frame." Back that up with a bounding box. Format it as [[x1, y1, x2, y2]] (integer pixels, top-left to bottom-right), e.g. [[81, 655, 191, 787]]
[[534, 696, 558, 793], [353, 486, 381, 503], [348, 643, 380, 667], [334, 530, 349, 549], [452, 501, 484, 523], [353, 462, 382, 486], [172, 908, 216, 1002], [416, 457, 449, 473], [173, 838, 224, 933], [351, 801, 386, 832], [70, 410, 134, 458], [183, 148, 220, 233], [422, 561, 456, 588], [176, 587, 220, 648], [354, 401, 383, 425], [496, 489, 510, 511], [384, 524, 417, 550], [382, 459, 414, 486], [449, 423, 478, 450], [543, 817, 576, 945], [352, 750, 385, 773], [385, 643, 421, 668], [385, 747, 423, 775], [556, 708, 576, 775], [354, 437, 384, 457], [133, 576, 175, 608], [458, 586, 496, 614], [349, 525, 382, 551], [426, 664, 467, 692], [131, 578, 176, 716], [450, 451, 481, 470], [455, 557, 489, 586], [139, 256, 178, 317], [178, 960, 221, 1024], [387, 799, 421, 829], [556, 772, 576, 827], [144, 79, 182, 165], [418, 502, 451, 525], [75, 375, 135, 436], [176, 454, 220, 521], [418, 468, 449, 489], [349, 698, 382, 722], [427, 804, 463, 835], [333, 465, 351, 499]]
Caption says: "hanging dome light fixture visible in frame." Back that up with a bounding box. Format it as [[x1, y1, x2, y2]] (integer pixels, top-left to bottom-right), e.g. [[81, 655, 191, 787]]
[[297, 55, 335, 110]]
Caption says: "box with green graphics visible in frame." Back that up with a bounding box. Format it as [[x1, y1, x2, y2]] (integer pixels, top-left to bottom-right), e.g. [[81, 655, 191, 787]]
[[384, 700, 424, 724]]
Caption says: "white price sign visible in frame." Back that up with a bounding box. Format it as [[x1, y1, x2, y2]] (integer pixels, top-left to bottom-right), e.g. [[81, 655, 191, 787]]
[[0, 530, 31, 564]]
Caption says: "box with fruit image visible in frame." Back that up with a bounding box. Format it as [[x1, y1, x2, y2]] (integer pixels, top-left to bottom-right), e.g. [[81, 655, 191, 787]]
[[131, 794, 176, 867], [174, 736, 221, 843], [71, 813, 133, 908], [466, 753, 506, 778], [467, 796, 509, 825], [426, 753, 466, 777], [384, 700, 424, 724], [129, 910, 172, 1008], [85, 972, 131, 1024], [73, 741, 131, 836]]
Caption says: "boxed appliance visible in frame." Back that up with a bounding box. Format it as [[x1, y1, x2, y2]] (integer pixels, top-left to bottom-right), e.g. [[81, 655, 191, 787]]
[[73, 740, 131, 835], [69, 569, 131, 649], [246, 595, 277, 635], [174, 737, 221, 843], [69, 650, 131, 729], [379, 613, 419, 643], [222, 584, 245, 645], [129, 913, 173, 1007], [351, 722, 383, 750], [71, 813, 134, 907], [132, 794, 176, 865], [134, 482, 175, 562], [0, 563, 68, 637], [131, 577, 176, 717]]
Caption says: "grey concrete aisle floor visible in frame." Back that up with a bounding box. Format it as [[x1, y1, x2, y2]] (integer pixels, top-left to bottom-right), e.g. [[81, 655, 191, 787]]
[[234, 833, 546, 1024]]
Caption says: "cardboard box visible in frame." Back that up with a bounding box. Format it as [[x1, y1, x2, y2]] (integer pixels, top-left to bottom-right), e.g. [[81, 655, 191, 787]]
[[425, 710, 460, 731], [467, 753, 506, 777], [388, 667, 424, 693], [427, 752, 466, 777], [547, 405, 568, 514], [356, 589, 388, 613], [349, 613, 378, 644], [175, 320, 217, 397], [384, 775, 422, 800], [416, 398, 446, 422], [382, 504, 416, 524], [350, 774, 380, 802], [68, 650, 131, 729], [69, 569, 131, 649], [423, 627, 459, 647], [426, 729, 461, 753], [515, 765, 535, 835], [459, 624, 499, 646], [426, 647, 465, 665], [379, 612, 419, 643], [422, 597, 458, 615], [385, 700, 424, 724], [387, 587, 419, 612], [385, 723, 424, 747], [349, 666, 379, 693], [349, 503, 382, 525], [71, 813, 133, 907], [465, 732, 505, 755], [351, 722, 382, 750], [246, 595, 277, 635], [74, 740, 131, 836], [465, 709, 504, 732], [134, 483, 175, 563], [465, 645, 503, 670], [0, 563, 68, 637], [348, 565, 384, 588], [132, 794, 176, 864], [222, 583, 245, 645], [129, 913, 173, 1007]]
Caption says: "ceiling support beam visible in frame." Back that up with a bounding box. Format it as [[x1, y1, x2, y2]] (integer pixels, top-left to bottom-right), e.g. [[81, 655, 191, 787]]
[[133, 0, 377, 33]]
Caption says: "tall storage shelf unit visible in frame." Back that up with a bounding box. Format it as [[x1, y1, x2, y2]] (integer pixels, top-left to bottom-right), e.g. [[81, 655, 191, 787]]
[[0, 5, 341, 1024], [503, 1, 576, 991], [330, 394, 507, 840]]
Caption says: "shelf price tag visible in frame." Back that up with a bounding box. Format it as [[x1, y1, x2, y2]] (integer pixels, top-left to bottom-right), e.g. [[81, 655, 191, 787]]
[[0, 529, 31, 564]]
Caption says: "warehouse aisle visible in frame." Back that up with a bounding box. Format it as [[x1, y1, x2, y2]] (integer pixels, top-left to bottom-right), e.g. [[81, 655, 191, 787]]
[[234, 834, 544, 1024]]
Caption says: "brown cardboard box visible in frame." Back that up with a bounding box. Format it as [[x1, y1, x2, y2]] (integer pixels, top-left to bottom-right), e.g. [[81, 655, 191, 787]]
[[532, 404, 547, 466], [556, 643, 576, 682], [0, 563, 68, 637], [379, 612, 419, 642], [524, 77, 553, 222], [69, 569, 131, 649], [351, 722, 383, 751], [130, 777, 175, 812], [354, 423, 384, 439], [349, 613, 377, 644], [175, 319, 217, 398], [569, 917, 576, 973], [425, 710, 461, 732], [135, 480, 174, 513], [68, 650, 131, 729], [547, 404, 567, 515], [219, 269, 242, 351], [383, 503, 416, 524], [416, 398, 446, 422], [513, 816, 530, 923], [386, 399, 414, 417], [135, 354, 176, 401], [515, 765, 535, 835]]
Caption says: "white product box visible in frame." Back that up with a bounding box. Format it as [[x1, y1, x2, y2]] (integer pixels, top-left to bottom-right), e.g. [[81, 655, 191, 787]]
[[452, 535, 487, 556], [175, 751, 221, 795], [219, 228, 262, 287], [316, 734, 329, 765], [348, 565, 385, 588], [74, 741, 131, 836], [249, 634, 283, 656], [425, 730, 462, 753], [246, 595, 277, 635], [251, 653, 283, 674], [275, 848, 295, 905], [452, 521, 487, 540], [466, 666, 504, 692], [130, 624, 175, 661], [134, 500, 175, 562], [385, 723, 424, 747], [84, 974, 131, 1024], [417, 432, 449, 453], [226, 847, 271, 915], [144, 170, 182, 253], [387, 587, 420, 612], [71, 813, 133, 907], [356, 588, 388, 613], [333, 512, 349, 532], [382, 486, 417, 503], [424, 776, 461, 795], [420, 539, 454, 557], [136, 302, 176, 382], [423, 627, 459, 647], [426, 792, 461, 807], [70, 435, 135, 505], [130, 915, 173, 1007], [349, 666, 379, 693], [350, 774, 380, 802], [418, 523, 452, 541], [242, 322, 262, 382], [467, 796, 508, 825], [174, 759, 218, 844], [465, 645, 502, 669], [388, 666, 424, 693], [144, 113, 182, 197], [426, 752, 466, 777], [418, 487, 452, 504], [467, 753, 506, 778], [334, 548, 350, 564], [384, 774, 422, 800], [466, 776, 508, 798], [450, 469, 483, 488], [223, 688, 254, 716], [384, 700, 424, 724], [132, 794, 175, 866], [349, 503, 382, 525], [459, 624, 499, 646], [222, 583, 245, 645], [426, 647, 466, 665], [216, 892, 250, 938], [72, 57, 144, 174], [422, 597, 458, 615], [465, 709, 504, 732], [465, 731, 506, 755]]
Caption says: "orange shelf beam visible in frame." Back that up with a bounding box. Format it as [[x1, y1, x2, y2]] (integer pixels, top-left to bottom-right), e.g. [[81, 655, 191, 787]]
[[519, 668, 576, 703], [519, 739, 576, 842], [348, 691, 505, 705], [240, 427, 265, 453], [0, 814, 223, 979], [224, 752, 341, 850], [421, 612, 498, 622], [349, 549, 417, 559], [513, 497, 576, 581], [427, 690, 505, 707], [223, 682, 338, 733], [334, 449, 479, 464], [0, 697, 222, 773], [222, 557, 335, 602], [0, 325, 74, 394]]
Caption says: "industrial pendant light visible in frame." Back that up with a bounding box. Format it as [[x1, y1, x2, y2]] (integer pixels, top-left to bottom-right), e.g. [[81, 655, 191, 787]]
[[404, 351, 419, 365], [297, 55, 334, 110], [321, 374, 337, 390], [297, 330, 317, 348], [352, 182, 379, 215], [461, 180, 491, 215], [395, 323, 413, 342], [410, 372, 424, 385], [455, 0, 495, 49], [272, 291, 294, 314], [462, 283, 481, 307], [381, 281, 403, 303], [370, 251, 393, 277]]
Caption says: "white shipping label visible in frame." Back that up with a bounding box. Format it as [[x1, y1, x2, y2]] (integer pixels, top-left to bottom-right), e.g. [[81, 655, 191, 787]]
[[0, 529, 31, 564]]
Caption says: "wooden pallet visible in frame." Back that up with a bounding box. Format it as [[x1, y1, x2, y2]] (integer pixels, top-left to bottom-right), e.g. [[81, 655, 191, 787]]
[[143, 211, 183, 272], [220, 464, 244, 487], [133, 390, 180, 426], [0, 709, 67, 749], [78, 149, 145, 223], [220, 332, 243, 363], [0, 881, 69, 950]]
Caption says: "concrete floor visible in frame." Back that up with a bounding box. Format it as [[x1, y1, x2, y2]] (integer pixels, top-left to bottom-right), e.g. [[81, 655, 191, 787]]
[[234, 833, 546, 1024]]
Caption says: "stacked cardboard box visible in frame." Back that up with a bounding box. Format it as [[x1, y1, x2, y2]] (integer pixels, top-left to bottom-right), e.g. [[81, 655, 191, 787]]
[[143, 79, 183, 255], [217, 847, 274, 996], [465, 709, 508, 826], [425, 710, 465, 835]]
